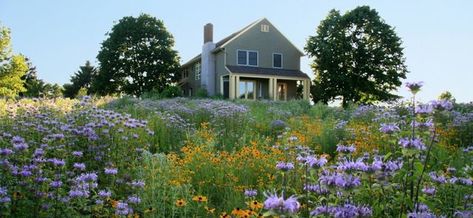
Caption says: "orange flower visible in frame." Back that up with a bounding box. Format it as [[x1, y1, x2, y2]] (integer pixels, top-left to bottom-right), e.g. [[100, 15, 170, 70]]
[[192, 195, 207, 203], [175, 199, 186, 207], [111, 200, 119, 208]]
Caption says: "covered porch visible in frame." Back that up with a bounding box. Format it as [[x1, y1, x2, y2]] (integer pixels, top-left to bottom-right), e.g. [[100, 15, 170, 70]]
[[220, 66, 311, 101]]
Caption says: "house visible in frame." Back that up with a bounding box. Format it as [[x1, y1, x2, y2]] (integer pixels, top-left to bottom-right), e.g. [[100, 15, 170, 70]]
[[179, 18, 311, 101]]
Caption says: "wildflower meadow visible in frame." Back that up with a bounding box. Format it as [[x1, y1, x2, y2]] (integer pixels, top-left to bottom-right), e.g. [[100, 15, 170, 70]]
[[1, 83, 473, 217]]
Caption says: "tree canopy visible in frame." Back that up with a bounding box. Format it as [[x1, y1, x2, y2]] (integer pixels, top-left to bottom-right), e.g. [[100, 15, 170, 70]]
[[64, 60, 96, 98], [305, 6, 408, 107], [93, 14, 180, 96], [0, 25, 27, 98]]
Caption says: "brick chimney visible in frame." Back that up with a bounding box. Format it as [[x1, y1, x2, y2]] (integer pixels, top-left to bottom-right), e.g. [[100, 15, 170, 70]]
[[204, 23, 213, 43]]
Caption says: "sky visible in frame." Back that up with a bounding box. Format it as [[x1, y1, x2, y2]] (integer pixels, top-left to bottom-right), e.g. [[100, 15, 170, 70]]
[[1, 0, 472, 103]]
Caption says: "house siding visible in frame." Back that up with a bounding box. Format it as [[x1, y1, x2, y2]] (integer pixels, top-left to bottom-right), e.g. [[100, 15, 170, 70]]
[[215, 51, 228, 95], [222, 20, 302, 70]]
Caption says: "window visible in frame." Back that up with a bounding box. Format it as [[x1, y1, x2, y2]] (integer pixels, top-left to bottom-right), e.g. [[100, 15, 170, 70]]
[[237, 50, 247, 65], [194, 62, 201, 80], [261, 24, 269, 32], [239, 80, 256, 100], [237, 50, 258, 66], [273, 53, 283, 68]]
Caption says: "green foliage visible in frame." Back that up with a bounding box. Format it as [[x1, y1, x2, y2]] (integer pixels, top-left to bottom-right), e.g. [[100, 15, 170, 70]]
[[63, 60, 96, 98], [142, 85, 182, 100], [0, 25, 27, 98], [42, 83, 64, 98], [305, 6, 408, 107], [93, 14, 180, 96], [195, 88, 208, 98], [20, 57, 46, 98]]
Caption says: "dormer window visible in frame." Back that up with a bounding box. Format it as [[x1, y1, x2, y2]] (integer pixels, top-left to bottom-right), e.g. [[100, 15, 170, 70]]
[[273, 53, 283, 68], [237, 50, 258, 67]]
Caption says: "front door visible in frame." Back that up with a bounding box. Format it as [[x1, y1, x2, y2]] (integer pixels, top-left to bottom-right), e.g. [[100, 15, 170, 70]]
[[277, 82, 287, 101]]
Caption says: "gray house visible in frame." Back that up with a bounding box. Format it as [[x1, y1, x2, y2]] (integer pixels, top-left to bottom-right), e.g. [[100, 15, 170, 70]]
[[179, 18, 310, 101]]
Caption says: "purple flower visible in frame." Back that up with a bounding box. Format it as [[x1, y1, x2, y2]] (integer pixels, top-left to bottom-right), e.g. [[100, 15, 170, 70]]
[[263, 192, 300, 214], [319, 171, 361, 189], [49, 158, 65, 167], [50, 180, 63, 188], [20, 170, 32, 177], [336, 144, 356, 153], [379, 123, 400, 134], [422, 186, 436, 196], [311, 204, 372, 218], [115, 201, 133, 215], [244, 189, 257, 197], [304, 184, 329, 195], [282, 195, 300, 213], [415, 104, 433, 114], [72, 151, 83, 157], [0, 148, 13, 156], [430, 100, 453, 111], [130, 180, 145, 188], [95, 199, 104, 205], [406, 81, 423, 94], [73, 163, 86, 171], [98, 190, 112, 198], [301, 155, 328, 168], [104, 168, 118, 175], [454, 210, 473, 218], [68, 189, 89, 198], [276, 162, 294, 171], [76, 173, 98, 182], [337, 159, 368, 172], [399, 137, 426, 150], [429, 172, 447, 184], [127, 195, 141, 204]]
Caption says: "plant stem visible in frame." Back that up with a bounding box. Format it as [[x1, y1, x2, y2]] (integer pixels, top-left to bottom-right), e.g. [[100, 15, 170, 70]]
[[413, 130, 437, 212]]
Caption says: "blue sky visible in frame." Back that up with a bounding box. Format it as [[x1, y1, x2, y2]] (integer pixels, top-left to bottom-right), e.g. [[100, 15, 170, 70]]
[[1, 0, 472, 102]]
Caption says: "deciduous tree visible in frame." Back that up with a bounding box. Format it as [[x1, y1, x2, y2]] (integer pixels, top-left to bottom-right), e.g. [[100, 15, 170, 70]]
[[305, 6, 408, 107], [0, 25, 27, 98], [93, 14, 180, 96]]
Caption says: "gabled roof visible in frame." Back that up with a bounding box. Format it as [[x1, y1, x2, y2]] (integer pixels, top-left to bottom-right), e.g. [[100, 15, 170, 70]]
[[182, 19, 263, 67], [182, 18, 305, 67], [226, 65, 310, 79]]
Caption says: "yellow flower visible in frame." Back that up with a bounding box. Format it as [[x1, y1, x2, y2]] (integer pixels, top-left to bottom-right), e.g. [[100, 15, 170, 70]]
[[192, 195, 207, 203], [220, 212, 231, 218], [144, 207, 156, 213], [248, 200, 263, 210], [205, 206, 216, 213], [175, 199, 187, 207]]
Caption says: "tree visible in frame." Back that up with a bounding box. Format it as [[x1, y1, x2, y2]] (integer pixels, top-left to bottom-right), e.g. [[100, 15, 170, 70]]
[[305, 6, 408, 107], [64, 60, 96, 98], [0, 24, 27, 98], [93, 14, 180, 96], [21, 57, 46, 97], [43, 83, 63, 98]]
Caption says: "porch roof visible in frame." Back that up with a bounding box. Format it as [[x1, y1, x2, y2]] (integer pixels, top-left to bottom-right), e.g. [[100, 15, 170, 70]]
[[226, 65, 310, 79]]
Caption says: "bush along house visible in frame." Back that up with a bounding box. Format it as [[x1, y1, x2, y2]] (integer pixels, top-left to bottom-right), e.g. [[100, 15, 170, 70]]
[[180, 18, 311, 101]]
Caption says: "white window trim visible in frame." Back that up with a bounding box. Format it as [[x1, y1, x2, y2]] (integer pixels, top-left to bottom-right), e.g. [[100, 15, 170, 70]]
[[272, 53, 283, 69], [236, 49, 259, 67], [239, 79, 257, 100]]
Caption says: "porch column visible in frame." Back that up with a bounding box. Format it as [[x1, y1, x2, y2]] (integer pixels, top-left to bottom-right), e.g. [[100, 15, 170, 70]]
[[273, 78, 278, 101], [235, 75, 240, 99], [220, 76, 224, 95], [303, 79, 309, 101], [229, 75, 235, 100], [268, 78, 273, 99]]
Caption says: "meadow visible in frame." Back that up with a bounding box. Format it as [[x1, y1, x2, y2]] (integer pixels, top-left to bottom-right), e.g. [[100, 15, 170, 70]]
[[1, 86, 473, 217]]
